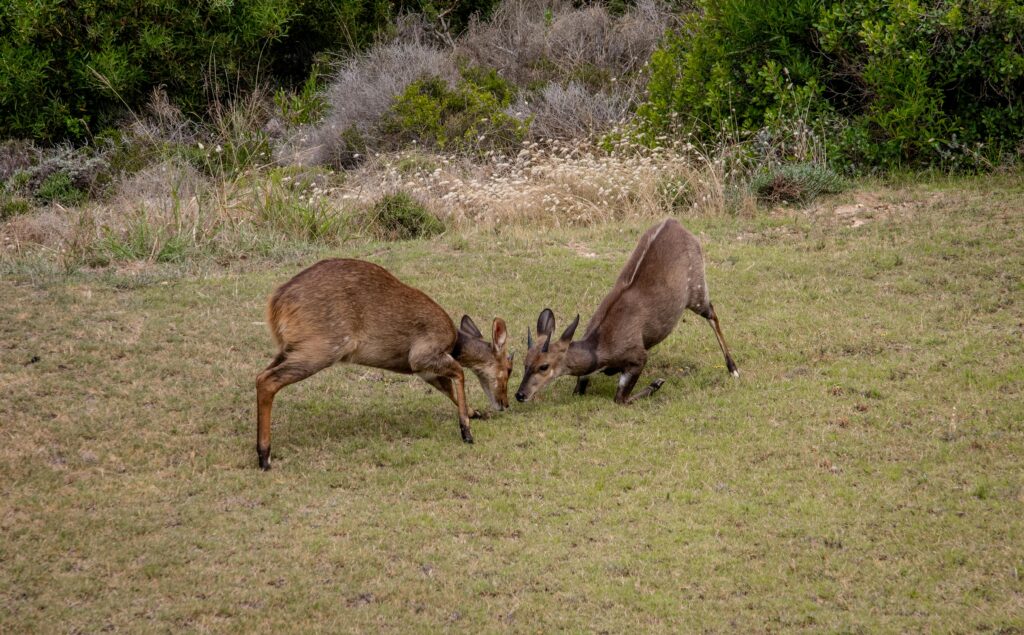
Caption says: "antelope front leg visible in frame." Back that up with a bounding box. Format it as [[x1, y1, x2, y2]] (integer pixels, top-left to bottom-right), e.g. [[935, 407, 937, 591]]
[[573, 376, 590, 396], [450, 371, 474, 443], [624, 378, 665, 404], [614, 360, 664, 405]]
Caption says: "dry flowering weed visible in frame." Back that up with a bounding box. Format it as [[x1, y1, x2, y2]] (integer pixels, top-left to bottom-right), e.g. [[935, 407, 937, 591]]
[[332, 134, 744, 232]]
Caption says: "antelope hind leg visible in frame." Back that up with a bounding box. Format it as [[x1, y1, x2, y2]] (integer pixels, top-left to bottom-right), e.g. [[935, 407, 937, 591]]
[[411, 350, 474, 443]]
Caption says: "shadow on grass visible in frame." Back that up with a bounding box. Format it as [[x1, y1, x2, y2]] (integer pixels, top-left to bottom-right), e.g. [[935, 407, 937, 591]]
[[278, 397, 454, 446]]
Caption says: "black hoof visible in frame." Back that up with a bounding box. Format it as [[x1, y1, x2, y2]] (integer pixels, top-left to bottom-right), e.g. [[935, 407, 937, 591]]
[[650, 378, 666, 393], [727, 359, 739, 377], [469, 409, 489, 420], [258, 447, 271, 471], [460, 427, 475, 444]]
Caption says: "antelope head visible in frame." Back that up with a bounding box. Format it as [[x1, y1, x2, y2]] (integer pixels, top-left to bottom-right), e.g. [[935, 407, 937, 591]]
[[457, 315, 513, 410], [515, 308, 579, 403]]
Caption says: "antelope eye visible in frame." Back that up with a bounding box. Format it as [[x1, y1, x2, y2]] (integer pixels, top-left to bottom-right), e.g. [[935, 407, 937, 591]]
[[538, 364, 550, 372]]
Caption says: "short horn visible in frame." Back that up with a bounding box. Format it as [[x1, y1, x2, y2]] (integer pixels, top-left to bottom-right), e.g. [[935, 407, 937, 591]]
[[527, 327, 533, 349], [542, 332, 552, 353], [560, 313, 580, 342]]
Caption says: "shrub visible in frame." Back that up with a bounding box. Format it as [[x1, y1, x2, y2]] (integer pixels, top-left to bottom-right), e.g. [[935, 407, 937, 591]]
[[274, 64, 329, 128], [0, 140, 39, 182], [513, 81, 629, 139], [393, 0, 503, 36], [458, 0, 668, 89], [285, 0, 673, 164], [366, 191, 444, 240], [289, 42, 459, 166], [383, 69, 528, 154], [0, 142, 114, 204], [0, 0, 394, 141], [35, 173, 85, 206], [0, 195, 31, 220], [750, 163, 846, 205], [456, 0, 670, 140], [640, 0, 1024, 170]]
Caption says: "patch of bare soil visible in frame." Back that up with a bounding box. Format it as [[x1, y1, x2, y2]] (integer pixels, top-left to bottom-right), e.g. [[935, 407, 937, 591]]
[[824, 190, 946, 228]]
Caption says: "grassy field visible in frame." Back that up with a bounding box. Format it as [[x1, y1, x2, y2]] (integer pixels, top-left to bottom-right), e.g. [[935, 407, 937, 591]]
[[2, 176, 1022, 632]]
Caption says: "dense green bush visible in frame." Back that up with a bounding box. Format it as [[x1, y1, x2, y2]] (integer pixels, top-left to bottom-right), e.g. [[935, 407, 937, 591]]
[[0, 195, 31, 220], [367, 191, 444, 240], [0, 0, 508, 143], [383, 68, 528, 153], [641, 0, 1024, 170], [0, 0, 393, 142], [35, 173, 84, 206]]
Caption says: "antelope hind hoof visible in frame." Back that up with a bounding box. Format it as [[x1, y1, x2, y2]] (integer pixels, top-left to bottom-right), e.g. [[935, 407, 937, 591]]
[[258, 449, 271, 471], [650, 378, 666, 392]]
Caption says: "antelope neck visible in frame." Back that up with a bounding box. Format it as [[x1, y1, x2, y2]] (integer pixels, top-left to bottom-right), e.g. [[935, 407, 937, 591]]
[[565, 337, 600, 376], [452, 330, 485, 364]]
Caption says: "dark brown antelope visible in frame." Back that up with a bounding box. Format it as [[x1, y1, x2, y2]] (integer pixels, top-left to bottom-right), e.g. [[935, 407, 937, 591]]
[[256, 258, 512, 470], [515, 218, 738, 405]]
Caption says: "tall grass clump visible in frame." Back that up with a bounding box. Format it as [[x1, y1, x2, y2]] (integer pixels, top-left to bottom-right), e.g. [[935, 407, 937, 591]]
[[251, 169, 347, 242]]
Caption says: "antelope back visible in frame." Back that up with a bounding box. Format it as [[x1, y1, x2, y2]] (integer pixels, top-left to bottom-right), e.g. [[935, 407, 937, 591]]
[[267, 259, 457, 373], [580, 219, 709, 355]]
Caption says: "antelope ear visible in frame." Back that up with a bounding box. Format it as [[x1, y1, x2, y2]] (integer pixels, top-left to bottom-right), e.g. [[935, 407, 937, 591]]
[[560, 314, 580, 343], [491, 318, 507, 352], [460, 315, 483, 339], [537, 308, 555, 337]]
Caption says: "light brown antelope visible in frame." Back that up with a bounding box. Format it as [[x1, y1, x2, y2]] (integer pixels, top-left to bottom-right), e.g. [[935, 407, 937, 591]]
[[256, 258, 512, 470], [515, 218, 738, 405]]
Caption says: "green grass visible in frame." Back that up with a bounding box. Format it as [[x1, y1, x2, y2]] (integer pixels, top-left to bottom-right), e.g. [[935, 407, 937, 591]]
[[1, 176, 1022, 632]]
